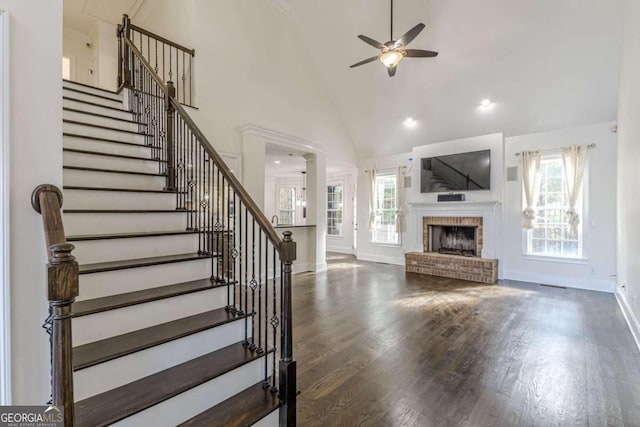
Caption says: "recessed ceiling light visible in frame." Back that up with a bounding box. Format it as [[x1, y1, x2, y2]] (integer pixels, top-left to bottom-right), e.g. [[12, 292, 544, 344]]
[[274, 160, 281, 164], [480, 99, 493, 108], [403, 117, 417, 127]]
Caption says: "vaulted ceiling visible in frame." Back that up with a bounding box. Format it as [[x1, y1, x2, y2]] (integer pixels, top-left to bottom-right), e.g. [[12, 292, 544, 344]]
[[290, 0, 625, 157]]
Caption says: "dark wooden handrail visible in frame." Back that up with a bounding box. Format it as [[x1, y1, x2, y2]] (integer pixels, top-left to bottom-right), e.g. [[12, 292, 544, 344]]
[[31, 184, 78, 426], [123, 36, 283, 250], [121, 17, 296, 425], [130, 23, 195, 56]]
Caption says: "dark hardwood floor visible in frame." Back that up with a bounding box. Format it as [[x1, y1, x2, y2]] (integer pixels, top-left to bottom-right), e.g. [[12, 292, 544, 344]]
[[293, 253, 640, 427]]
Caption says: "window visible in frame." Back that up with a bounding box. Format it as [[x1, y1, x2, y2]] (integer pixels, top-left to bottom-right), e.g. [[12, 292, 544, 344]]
[[62, 57, 71, 80], [371, 173, 399, 244], [327, 184, 343, 236], [278, 187, 296, 226], [526, 155, 583, 258]]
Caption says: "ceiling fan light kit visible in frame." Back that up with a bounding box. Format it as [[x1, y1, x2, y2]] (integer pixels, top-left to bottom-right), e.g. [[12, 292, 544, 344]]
[[350, 0, 438, 77]]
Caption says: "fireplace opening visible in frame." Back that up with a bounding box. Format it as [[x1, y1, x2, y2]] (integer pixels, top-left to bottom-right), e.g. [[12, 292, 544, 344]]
[[429, 225, 478, 257]]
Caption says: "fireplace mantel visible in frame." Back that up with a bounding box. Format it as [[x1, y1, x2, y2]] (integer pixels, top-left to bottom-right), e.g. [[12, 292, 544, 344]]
[[408, 200, 502, 261]]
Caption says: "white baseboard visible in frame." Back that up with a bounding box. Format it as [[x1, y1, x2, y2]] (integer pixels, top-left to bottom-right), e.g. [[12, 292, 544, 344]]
[[292, 262, 315, 274], [615, 289, 640, 352], [326, 246, 353, 255], [356, 252, 405, 266], [503, 270, 615, 293]]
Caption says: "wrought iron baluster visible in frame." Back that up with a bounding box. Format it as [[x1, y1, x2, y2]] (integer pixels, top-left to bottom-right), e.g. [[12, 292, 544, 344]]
[[244, 206, 249, 346], [249, 218, 257, 351], [271, 245, 278, 393]]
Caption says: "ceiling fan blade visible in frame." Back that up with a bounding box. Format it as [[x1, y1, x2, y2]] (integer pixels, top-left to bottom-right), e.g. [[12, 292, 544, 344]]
[[387, 66, 397, 77], [350, 56, 380, 68], [404, 49, 439, 58], [395, 23, 426, 47], [358, 35, 385, 49]]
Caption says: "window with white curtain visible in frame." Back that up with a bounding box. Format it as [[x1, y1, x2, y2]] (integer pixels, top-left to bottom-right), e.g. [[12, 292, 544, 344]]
[[525, 154, 583, 257], [371, 173, 399, 244], [327, 184, 343, 236], [278, 187, 296, 226]]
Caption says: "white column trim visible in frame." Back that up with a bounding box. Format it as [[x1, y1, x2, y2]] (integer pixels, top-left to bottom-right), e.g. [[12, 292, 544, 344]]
[[0, 9, 11, 405]]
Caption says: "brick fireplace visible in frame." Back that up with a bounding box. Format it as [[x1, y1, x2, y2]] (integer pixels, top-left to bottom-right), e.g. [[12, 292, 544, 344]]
[[405, 215, 498, 284]]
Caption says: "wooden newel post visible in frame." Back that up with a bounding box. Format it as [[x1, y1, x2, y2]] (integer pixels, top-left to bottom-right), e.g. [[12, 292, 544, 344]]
[[279, 231, 296, 427], [165, 81, 176, 191], [122, 14, 132, 87], [117, 23, 123, 88], [31, 185, 79, 426]]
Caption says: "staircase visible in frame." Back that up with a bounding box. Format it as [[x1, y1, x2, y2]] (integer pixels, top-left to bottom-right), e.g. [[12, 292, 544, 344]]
[[32, 16, 296, 427]]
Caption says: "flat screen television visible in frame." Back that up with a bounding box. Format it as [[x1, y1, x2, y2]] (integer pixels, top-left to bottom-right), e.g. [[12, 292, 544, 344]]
[[420, 149, 491, 193]]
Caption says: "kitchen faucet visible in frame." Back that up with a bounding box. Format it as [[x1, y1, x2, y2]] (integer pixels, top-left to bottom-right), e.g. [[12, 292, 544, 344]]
[[271, 215, 279, 226]]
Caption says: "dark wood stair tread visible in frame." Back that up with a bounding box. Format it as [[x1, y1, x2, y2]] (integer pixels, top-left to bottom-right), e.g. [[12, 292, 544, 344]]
[[72, 278, 223, 317], [63, 96, 132, 114], [178, 381, 280, 427], [62, 86, 122, 103], [67, 230, 197, 241], [63, 107, 146, 126], [65, 209, 189, 214], [63, 165, 166, 176], [73, 308, 244, 371], [74, 342, 266, 427], [63, 132, 161, 149], [63, 185, 183, 194], [63, 119, 154, 137], [78, 253, 213, 274], [63, 79, 120, 95], [63, 148, 165, 162]]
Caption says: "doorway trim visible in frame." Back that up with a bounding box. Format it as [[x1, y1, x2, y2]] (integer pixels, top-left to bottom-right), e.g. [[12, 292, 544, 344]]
[[0, 8, 11, 405]]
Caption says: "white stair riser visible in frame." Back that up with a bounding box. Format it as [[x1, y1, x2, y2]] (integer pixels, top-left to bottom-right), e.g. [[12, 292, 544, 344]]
[[78, 258, 211, 299], [74, 321, 248, 401], [64, 189, 176, 210], [63, 151, 162, 174], [64, 212, 187, 235], [253, 411, 279, 427], [63, 122, 147, 145], [72, 234, 199, 264], [62, 89, 124, 109], [63, 81, 123, 99], [111, 355, 274, 427], [63, 168, 165, 190], [73, 286, 226, 345], [63, 109, 140, 133], [63, 98, 133, 121], [64, 135, 154, 158]]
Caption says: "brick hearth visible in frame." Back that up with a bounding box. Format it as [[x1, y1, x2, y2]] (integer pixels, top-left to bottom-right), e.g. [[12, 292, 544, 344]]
[[406, 215, 498, 284]]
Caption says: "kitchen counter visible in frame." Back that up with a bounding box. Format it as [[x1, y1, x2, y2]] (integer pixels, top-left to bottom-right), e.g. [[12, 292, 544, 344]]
[[273, 224, 316, 229]]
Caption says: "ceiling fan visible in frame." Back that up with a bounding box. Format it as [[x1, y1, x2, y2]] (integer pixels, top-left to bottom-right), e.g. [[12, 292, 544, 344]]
[[350, 0, 438, 77]]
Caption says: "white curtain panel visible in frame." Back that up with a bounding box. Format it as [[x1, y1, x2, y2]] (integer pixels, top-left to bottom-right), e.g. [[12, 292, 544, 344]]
[[521, 150, 542, 229], [561, 145, 588, 233], [395, 166, 406, 233], [368, 169, 376, 231]]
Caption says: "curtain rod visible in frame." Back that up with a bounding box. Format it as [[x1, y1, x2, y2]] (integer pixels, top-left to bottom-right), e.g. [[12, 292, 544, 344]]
[[514, 143, 596, 156]]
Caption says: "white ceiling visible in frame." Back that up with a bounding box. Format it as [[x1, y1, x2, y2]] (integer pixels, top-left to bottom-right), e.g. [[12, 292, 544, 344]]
[[291, 0, 625, 157], [64, 0, 145, 34]]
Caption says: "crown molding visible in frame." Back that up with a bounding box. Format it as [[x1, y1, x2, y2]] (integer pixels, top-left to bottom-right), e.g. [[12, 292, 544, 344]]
[[238, 123, 326, 154]]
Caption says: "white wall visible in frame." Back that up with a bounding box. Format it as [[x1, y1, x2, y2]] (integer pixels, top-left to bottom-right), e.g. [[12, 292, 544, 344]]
[[62, 27, 94, 86], [615, 0, 640, 347], [0, 0, 63, 403], [326, 172, 355, 255], [133, 0, 357, 163], [503, 123, 618, 293]]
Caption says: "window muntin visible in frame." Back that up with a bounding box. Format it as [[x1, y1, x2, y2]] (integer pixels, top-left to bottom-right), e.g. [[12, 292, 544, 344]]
[[327, 184, 343, 236], [371, 173, 399, 245], [526, 155, 583, 258], [278, 187, 296, 226]]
